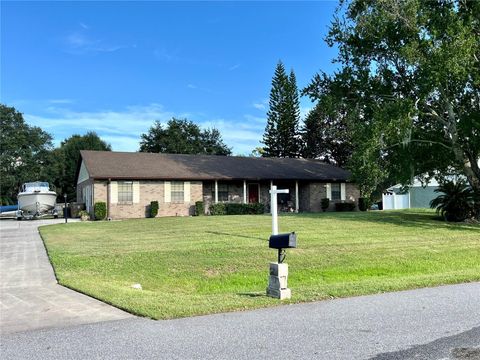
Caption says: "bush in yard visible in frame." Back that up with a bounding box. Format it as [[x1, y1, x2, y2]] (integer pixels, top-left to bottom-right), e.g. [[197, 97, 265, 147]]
[[78, 210, 90, 221], [94, 202, 107, 220], [209, 203, 226, 215], [358, 197, 369, 212], [248, 203, 265, 214], [225, 203, 248, 215], [149, 201, 159, 218], [335, 202, 356, 212], [209, 203, 265, 215], [430, 180, 475, 222], [195, 201, 204, 216], [321, 198, 330, 212]]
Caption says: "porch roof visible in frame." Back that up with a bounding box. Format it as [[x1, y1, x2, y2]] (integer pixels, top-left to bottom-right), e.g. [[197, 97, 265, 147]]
[[79, 150, 352, 182]]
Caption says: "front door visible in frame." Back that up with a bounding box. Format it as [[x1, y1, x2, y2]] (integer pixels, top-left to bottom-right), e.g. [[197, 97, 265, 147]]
[[248, 184, 259, 203]]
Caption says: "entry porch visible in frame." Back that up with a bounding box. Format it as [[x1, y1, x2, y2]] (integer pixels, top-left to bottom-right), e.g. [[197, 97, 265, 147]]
[[202, 180, 301, 213]]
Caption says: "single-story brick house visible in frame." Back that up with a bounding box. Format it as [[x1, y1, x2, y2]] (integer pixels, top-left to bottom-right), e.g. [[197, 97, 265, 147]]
[[76, 150, 360, 219]]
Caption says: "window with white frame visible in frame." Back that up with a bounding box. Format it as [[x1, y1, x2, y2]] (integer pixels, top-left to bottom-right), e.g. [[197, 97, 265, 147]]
[[118, 181, 133, 203], [331, 183, 341, 201], [212, 183, 229, 202], [171, 181, 184, 202]]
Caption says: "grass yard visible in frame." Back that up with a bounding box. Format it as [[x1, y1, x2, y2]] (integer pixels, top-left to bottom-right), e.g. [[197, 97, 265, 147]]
[[40, 209, 480, 319]]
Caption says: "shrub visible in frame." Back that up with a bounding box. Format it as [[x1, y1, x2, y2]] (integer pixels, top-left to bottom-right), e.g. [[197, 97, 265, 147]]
[[358, 197, 369, 211], [225, 203, 248, 215], [149, 201, 159, 218], [321, 198, 330, 212], [209, 203, 226, 215], [248, 202, 265, 214], [335, 202, 356, 212], [209, 203, 265, 215], [78, 210, 90, 221], [195, 201, 205, 216], [94, 202, 107, 220], [430, 180, 475, 222]]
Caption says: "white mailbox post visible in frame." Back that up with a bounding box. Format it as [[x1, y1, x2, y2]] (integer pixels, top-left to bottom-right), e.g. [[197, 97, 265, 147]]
[[270, 185, 289, 235], [267, 185, 293, 300]]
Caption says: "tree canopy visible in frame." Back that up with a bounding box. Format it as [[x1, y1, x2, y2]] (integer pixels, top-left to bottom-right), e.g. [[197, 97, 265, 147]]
[[0, 105, 55, 204], [301, 95, 353, 167], [139, 118, 231, 155], [304, 0, 480, 207], [55, 132, 111, 200], [263, 61, 301, 158]]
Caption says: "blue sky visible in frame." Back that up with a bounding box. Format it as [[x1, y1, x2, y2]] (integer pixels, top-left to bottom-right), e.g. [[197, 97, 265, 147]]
[[1, 1, 339, 155]]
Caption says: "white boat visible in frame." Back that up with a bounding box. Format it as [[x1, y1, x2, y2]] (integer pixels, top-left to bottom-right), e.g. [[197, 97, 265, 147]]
[[17, 182, 57, 219]]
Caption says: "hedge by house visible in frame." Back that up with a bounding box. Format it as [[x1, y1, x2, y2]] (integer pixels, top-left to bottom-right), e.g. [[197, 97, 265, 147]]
[[149, 201, 159, 218], [94, 202, 107, 220], [195, 201, 205, 216], [321, 198, 330, 212], [358, 197, 369, 212], [335, 202, 356, 212], [209, 203, 265, 215]]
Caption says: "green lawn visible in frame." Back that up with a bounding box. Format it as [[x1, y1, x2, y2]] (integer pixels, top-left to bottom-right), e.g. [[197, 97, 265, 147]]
[[40, 209, 480, 319]]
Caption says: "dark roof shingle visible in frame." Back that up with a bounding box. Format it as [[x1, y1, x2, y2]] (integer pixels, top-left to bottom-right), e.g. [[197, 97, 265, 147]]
[[79, 150, 352, 182]]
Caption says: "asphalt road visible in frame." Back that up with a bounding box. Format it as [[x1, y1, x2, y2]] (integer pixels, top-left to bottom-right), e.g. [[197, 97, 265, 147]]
[[1, 282, 479, 360]]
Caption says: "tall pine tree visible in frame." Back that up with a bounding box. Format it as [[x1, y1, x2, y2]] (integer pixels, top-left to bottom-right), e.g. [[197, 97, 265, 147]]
[[262, 62, 301, 158]]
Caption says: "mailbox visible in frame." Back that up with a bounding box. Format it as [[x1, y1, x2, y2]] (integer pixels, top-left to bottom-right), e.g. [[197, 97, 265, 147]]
[[269, 232, 297, 249]]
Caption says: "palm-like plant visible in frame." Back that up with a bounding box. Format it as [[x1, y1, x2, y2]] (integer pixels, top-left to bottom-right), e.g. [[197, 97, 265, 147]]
[[430, 180, 475, 222]]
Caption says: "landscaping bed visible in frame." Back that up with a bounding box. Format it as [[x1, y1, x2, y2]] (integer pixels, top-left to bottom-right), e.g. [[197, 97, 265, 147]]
[[40, 209, 480, 319]]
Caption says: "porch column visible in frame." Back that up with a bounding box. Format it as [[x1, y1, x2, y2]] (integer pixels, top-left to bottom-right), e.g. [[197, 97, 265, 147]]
[[214, 180, 218, 203], [107, 179, 111, 220], [270, 180, 273, 209], [243, 180, 247, 204], [295, 180, 299, 213]]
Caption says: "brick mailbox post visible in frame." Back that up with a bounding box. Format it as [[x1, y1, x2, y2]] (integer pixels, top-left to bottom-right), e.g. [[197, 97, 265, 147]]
[[267, 185, 297, 300]]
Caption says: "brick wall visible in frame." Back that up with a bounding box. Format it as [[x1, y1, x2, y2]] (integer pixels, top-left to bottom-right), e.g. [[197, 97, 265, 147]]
[[306, 182, 361, 212], [84, 179, 360, 218], [345, 183, 360, 203], [308, 182, 328, 212], [92, 180, 203, 219]]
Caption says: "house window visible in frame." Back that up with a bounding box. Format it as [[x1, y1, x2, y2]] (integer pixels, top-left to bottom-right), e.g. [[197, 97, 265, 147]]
[[212, 183, 229, 202], [118, 181, 133, 203], [331, 183, 341, 201], [171, 181, 184, 202]]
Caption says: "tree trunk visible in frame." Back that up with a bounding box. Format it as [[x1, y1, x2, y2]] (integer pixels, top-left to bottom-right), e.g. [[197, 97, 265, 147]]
[[446, 101, 480, 217]]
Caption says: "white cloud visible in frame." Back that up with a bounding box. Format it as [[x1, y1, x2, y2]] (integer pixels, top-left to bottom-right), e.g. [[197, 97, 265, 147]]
[[253, 103, 266, 110], [48, 99, 74, 104], [187, 84, 197, 89], [25, 104, 175, 151], [23, 104, 265, 154], [252, 98, 268, 111], [64, 26, 132, 54]]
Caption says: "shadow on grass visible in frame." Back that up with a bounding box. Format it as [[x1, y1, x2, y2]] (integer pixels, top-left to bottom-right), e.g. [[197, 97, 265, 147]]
[[206, 231, 266, 241], [292, 210, 480, 233], [237, 292, 267, 298]]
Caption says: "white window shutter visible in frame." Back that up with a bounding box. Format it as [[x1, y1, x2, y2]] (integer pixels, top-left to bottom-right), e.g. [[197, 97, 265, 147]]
[[184, 181, 190, 203], [164, 181, 171, 203], [110, 182, 118, 204], [326, 183, 331, 200], [341, 183, 346, 201], [133, 181, 140, 203]]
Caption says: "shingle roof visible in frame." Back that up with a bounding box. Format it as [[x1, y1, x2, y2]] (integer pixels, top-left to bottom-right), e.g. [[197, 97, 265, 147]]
[[79, 150, 352, 182]]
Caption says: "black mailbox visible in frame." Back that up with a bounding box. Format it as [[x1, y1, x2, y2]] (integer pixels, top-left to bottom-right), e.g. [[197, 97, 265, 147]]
[[269, 232, 297, 249]]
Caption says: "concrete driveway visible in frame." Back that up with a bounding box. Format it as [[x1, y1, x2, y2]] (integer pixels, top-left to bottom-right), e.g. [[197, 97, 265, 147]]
[[0, 219, 131, 334]]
